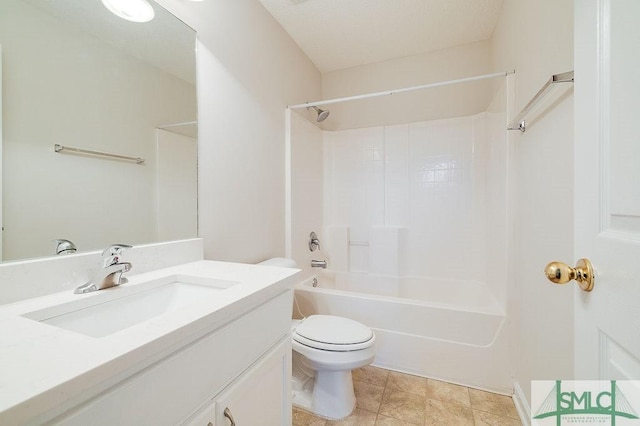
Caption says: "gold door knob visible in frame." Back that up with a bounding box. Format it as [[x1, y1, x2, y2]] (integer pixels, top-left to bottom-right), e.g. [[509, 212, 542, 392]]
[[544, 258, 594, 291]]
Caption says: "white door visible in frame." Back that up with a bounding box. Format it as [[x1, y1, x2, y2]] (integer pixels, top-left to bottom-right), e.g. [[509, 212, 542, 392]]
[[574, 0, 640, 379]]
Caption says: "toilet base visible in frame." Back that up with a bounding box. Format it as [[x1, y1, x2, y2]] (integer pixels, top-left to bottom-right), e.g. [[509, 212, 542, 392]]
[[292, 358, 356, 420], [291, 362, 315, 412]]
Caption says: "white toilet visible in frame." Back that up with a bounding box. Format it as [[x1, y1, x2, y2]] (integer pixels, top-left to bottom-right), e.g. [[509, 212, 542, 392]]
[[258, 258, 376, 420], [291, 315, 376, 419]]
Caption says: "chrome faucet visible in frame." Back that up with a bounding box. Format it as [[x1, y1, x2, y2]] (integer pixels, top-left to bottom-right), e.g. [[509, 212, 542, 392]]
[[311, 259, 327, 269], [74, 244, 132, 294]]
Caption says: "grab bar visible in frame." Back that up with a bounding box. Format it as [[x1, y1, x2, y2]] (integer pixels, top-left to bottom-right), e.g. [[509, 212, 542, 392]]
[[507, 70, 574, 132]]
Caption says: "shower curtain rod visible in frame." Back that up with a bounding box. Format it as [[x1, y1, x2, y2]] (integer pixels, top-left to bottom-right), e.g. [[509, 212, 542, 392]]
[[288, 70, 515, 109]]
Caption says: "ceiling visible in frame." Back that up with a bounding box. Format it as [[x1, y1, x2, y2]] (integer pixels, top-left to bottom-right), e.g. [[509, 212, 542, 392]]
[[258, 0, 504, 73]]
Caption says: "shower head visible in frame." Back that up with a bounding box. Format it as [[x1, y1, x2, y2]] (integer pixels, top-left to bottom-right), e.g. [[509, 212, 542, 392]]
[[311, 106, 330, 122]]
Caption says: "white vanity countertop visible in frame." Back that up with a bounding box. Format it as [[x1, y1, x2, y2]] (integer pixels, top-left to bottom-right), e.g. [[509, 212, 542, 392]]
[[0, 260, 299, 424]]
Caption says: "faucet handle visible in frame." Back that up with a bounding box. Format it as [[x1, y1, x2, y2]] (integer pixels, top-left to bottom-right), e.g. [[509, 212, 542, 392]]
[[101, 244, 132, 257], [309, 232, 321, 252]]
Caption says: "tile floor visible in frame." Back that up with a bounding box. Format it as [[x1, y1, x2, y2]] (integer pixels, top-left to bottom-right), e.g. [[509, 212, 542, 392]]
[[292, 366, 522, 426]]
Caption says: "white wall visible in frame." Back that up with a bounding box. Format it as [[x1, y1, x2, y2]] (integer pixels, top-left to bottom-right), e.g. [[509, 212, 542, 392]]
[[155, 0, 322, 264], [491, 0, 575, 409], [321, 41, 496, 130], [0, 0, 196, 260]]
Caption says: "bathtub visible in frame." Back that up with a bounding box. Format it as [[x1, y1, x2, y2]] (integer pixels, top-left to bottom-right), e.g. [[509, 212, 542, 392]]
[[294, 271, 512, 394]]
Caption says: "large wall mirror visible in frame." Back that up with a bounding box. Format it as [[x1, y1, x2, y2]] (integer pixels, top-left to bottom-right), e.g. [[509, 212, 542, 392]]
[[0, 0, 197, 262]]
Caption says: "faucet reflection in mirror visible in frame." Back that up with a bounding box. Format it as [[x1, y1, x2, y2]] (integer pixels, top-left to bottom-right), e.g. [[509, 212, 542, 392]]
[[54, 239, 77, 255], [74, 244, 133, 294]]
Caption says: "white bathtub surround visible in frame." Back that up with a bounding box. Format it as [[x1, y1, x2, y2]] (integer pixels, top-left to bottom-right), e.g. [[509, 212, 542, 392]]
[[295, 273, 511, 394], [324, 226, 408, 277], [368, 227, 407, 276], [0, 259, 299, 424], [322, 113, 506, 291], [331, 226, 409, 276], [324, 226, 349, 271]]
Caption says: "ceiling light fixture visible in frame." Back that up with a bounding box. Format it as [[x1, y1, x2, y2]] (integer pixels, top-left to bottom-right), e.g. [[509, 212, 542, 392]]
[[101, 0, 155, 23]]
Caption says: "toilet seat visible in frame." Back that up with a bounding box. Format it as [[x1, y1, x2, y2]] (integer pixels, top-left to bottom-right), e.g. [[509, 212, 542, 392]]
[[293, 315, 374, 352]]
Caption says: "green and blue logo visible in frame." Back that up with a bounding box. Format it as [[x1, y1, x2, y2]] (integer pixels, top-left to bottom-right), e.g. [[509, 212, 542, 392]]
[[532, 380, 640, 425]]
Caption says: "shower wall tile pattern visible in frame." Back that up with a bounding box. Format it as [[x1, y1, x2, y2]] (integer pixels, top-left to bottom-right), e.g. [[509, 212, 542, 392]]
[[323, 114, 492, 282]]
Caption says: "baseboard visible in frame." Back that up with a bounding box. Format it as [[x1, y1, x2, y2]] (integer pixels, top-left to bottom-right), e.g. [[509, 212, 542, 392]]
[[512, 381, 531, 426], [372, 361, 513, 396]]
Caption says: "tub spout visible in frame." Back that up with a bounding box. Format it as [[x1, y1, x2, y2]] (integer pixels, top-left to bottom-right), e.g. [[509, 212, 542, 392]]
[[311, 259, 327, 269]]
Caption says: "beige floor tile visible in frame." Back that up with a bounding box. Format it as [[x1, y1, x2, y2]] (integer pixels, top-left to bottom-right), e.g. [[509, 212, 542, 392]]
[[294, 367, 522, 426], [292, 407, 328, 426], [353, 366, 390, 387], [374, 414, 413, 425], [378, 388, 426, 425], [354, 380, 386, 413], [469, 389, 519, 420], [424, 398, 474, 426], [386, 371, 428, 397], [425, 379, 471, 407], [327, 408, 377, 426], [473, 409, 523, 426]]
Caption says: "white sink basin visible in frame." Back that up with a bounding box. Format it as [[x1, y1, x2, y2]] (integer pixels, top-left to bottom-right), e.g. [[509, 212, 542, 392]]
[[22, 275, 238, 338]]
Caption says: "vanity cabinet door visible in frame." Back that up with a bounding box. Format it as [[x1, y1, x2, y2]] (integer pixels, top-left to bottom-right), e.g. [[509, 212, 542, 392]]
[[216, 338, 291, 426], [184, 400, 215, 426], [47, 292, 292, 426]]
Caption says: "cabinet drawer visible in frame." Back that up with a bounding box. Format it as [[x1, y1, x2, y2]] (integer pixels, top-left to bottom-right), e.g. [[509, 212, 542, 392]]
[[50, 290, 293, 426], [215, 338, 291, 426]]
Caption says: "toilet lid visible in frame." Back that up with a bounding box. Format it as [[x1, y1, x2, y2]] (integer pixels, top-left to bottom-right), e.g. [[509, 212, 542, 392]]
[[293, 315, 374, 351]]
